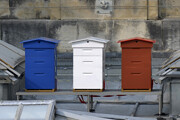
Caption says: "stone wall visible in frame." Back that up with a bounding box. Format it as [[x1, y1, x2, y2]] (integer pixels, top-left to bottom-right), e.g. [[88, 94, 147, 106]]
[[159, 0, 180, 19], [2, 0, 180, 20], [0, 0, 180, 52], [0, 20, 179, 52], [0, 0, 158, 20]]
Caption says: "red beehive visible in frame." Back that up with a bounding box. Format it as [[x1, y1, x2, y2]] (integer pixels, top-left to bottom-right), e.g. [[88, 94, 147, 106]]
[[117, 37, 156, 92]]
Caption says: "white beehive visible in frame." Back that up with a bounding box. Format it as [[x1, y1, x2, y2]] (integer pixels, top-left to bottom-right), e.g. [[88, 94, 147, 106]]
[[69, 37, 109, 91]]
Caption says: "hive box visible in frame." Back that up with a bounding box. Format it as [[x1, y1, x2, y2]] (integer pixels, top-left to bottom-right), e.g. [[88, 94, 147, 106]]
[[21, 37, 60, 92], [69, 37, 109, 92], [117, 37, 155, 92]]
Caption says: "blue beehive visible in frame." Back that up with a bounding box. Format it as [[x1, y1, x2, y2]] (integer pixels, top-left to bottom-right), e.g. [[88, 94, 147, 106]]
[[21, 37, 60, 91]]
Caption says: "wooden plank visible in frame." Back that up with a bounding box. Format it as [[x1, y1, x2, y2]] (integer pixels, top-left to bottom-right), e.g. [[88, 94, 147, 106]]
[[73, 89, 103, 92], [17, 90, 161, 96], [121, 89, 151, 92], [25, 89, 56, 92]]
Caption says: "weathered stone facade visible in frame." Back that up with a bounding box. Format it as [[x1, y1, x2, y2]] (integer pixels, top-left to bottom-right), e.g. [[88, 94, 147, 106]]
[[0, 20, 179, 52], [0, 0, 180, 52], [0, 0, 159, 20]]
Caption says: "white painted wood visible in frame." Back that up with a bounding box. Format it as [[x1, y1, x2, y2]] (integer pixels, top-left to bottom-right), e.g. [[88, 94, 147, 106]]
[[69, 37, 109, 44], [74, 56, 103, 89], [74, 48, 103, 56], [70, 37, 108, 90], [72, 40, 104, 48]]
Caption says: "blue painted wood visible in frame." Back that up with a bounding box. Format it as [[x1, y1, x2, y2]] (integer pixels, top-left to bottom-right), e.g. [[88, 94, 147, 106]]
[[21, 37, 60, 90]]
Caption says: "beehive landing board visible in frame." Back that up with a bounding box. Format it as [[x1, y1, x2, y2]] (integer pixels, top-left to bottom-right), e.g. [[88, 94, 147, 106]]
[[121, 89, 151, 92], [25, 89, 55, 92], [73, 89, 103, 92]]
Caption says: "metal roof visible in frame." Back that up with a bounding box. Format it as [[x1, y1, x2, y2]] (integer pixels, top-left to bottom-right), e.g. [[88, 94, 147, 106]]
[[0, 100, 55, 120], [0, 61, 20, 77], [157, 50, 180, 84], [56, 109, 157, 120], [117, 37, 156, 43], [69, 37, 109, 44], [20, 37, 60, 44], [169, 60, 180, 68], [0, 64, 6, 70], [0, 40, 25, 68], [161, 50, 180, 69], [0, 40, 25, 77], [165, 69, 180, 77]]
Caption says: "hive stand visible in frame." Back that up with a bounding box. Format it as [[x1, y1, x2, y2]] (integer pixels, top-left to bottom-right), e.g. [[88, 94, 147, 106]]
[[16, 89, 163, 115]]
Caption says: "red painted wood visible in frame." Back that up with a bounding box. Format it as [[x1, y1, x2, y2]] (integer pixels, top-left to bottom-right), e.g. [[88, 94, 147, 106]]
[[119, 37, 155, 90]]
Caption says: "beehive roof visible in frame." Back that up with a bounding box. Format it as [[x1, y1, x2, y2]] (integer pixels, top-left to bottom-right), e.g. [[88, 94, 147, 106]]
[[20, 37, 60, 44], [69, 37, 109, 44], [117, 37, 156, 43]]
